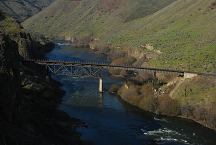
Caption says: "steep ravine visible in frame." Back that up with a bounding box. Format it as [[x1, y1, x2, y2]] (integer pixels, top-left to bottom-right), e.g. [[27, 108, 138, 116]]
[[0, 14, 86, 145]]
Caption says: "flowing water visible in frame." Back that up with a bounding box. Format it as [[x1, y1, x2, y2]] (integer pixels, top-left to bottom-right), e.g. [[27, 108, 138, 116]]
[[47, 43, 216, 145]]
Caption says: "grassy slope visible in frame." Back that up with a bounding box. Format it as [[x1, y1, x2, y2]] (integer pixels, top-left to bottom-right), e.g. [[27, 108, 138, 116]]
[[173, 77, 216, 106], [0, 11, 22, 33], [23, 0, 216, 73]]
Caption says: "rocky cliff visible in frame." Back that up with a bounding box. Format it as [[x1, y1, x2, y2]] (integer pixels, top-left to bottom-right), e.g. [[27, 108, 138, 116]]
[[0, 12, 85, 145], [0, 32, 20, 123]]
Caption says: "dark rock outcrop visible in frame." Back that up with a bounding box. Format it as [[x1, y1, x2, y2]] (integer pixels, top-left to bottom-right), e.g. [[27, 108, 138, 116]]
[[0, 32, 20, 123], [0, 14, 85, 145]]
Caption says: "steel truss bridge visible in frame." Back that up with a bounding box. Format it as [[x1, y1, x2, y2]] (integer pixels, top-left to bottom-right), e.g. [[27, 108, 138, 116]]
[[24, 59, 216, 78], [21, 59, 216, 93]]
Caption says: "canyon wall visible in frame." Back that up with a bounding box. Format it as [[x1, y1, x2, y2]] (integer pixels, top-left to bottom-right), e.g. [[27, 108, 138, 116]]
[[0, 13, 85, 145]]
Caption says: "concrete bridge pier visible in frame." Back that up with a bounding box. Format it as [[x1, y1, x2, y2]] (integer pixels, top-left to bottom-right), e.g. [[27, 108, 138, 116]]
[[99, 77, 103, 93]]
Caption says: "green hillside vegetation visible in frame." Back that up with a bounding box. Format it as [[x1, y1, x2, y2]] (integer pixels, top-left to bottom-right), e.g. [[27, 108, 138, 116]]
[[0, 11, 22, 33], [173, 77, 216, 105], [23, 0, 216, 73]]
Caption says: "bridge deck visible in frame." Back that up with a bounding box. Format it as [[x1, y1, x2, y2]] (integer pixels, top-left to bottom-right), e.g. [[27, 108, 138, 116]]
[[24, 59, 216, 77]]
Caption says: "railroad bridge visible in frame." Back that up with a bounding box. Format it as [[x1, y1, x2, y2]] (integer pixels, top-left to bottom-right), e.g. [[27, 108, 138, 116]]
[[21, 59, 216, 93]]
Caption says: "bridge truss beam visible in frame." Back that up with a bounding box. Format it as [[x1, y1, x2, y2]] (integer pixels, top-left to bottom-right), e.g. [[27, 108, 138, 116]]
[[24, 59, 216, 78], [46, 64, 103, 78]]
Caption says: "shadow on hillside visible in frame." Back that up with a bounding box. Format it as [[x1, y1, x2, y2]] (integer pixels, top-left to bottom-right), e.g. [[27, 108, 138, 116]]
[[0, 11, 5, 21]]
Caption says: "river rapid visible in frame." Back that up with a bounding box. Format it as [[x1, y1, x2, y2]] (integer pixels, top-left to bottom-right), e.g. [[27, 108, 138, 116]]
[[47, 43, 216, 145]]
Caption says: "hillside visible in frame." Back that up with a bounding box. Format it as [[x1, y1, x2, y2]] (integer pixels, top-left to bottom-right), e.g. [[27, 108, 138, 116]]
[[23, 0, 216, 73], [0, 10, 22, 33], [0, 0, 54, 21]]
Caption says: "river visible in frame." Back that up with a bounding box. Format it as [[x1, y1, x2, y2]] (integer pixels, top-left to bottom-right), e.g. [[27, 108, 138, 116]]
[[47, 43, 216, 145]]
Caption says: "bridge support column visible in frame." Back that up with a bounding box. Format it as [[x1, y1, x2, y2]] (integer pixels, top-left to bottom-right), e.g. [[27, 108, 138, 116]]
[[99, 77, 103, 93]]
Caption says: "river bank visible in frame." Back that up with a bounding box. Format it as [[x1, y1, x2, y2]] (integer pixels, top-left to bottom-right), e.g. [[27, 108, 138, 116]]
[[97, 46, 216, 131], [45, 42, 216, 145], [63, 38, 216, 132]]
